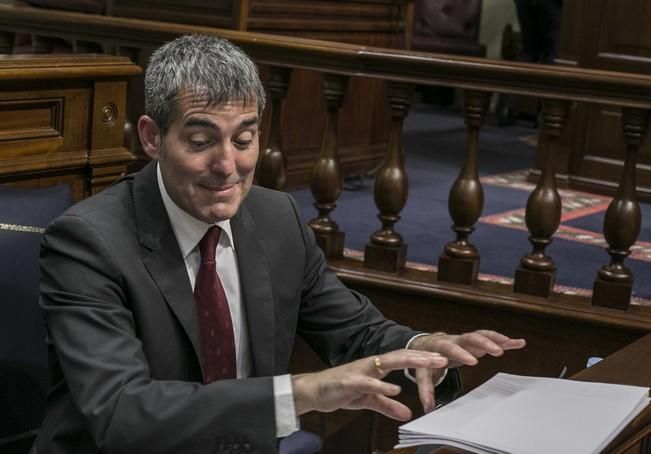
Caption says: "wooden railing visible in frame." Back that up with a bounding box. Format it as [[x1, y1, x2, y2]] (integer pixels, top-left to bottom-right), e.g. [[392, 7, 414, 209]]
[[2, 4, 650, 452], [2, 10, 650, 311], [1, 3, 649, 313]]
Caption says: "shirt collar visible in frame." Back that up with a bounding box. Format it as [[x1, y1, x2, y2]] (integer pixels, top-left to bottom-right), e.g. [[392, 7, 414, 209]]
[[156, 163, 235, 259]]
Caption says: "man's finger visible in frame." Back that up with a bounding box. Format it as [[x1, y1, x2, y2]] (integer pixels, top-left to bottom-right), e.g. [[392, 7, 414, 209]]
[[434, 342, 479, 366], [359, 394, 413, 421], [369, 350, 448, 376], [502, 338, 527, 350], [476, 330, 526, 351], [415, 367, 435, 413], [348, 375, 402, 397]]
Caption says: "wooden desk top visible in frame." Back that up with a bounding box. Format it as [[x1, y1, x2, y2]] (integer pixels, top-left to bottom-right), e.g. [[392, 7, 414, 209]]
[[389, 333, 651, 454]]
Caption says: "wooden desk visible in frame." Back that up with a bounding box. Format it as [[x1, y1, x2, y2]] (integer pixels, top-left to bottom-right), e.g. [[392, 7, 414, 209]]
[[572, 333, 651, 454], [389, 333, 651, 454]]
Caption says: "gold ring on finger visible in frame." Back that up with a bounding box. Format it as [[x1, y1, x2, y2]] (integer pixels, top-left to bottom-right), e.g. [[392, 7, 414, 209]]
[[373, 356, 384, 375]]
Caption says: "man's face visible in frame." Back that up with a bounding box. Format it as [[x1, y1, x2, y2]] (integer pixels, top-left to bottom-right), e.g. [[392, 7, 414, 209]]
[[156, 93, 260, 223]]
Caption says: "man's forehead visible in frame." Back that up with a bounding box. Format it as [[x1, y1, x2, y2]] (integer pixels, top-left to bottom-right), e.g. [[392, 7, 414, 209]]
[[176, 88, 258, 113]]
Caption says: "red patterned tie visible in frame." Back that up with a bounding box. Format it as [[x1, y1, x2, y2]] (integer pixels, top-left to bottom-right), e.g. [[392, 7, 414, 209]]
[[194, 226, 236, 383]]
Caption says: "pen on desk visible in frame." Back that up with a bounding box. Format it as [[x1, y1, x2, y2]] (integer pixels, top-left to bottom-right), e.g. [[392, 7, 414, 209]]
[[558, 365, 568, 379]]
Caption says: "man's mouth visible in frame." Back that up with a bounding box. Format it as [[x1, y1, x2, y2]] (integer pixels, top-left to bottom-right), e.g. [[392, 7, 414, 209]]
[[200, 182, 237, 194]]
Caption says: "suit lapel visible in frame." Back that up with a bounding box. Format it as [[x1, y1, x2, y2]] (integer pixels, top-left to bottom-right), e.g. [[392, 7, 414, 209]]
[[133, 163, 203, 369], [230, 204, 276, 377]]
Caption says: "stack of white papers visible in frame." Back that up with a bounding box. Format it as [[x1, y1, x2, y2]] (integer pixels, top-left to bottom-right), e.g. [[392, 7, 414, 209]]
[[397, 373, 649, 454]]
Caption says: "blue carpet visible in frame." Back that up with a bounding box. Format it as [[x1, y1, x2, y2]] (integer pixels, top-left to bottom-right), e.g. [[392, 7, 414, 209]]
[[291, 104, 651, 301]]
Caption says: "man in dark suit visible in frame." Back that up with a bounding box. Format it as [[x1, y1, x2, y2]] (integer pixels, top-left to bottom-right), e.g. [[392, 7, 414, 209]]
[[33, 35, 525, 453], [514, 0, 564, 64]]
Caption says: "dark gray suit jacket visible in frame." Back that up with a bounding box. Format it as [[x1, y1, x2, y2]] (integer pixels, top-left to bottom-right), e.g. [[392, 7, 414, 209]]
[[33, 162, 424, 453]]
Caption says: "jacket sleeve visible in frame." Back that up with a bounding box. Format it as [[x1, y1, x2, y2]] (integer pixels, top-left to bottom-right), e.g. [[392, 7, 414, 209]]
[[40, 213, 277, 454], [286, 194, 417, 365], [287, 193, 463, 399]]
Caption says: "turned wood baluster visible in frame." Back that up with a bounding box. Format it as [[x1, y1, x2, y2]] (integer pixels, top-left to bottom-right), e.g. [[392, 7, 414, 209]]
[[31, 35, 54, 53], [437, 90, 491, 285], [257, 66, 291, 191], [592, 108, 649, 310], [514, 99, 569, 298], [0, 31, 14, 54], [363, 82, 413, 273], [308, 74, 349, 258], [73, 40, 103, 53]]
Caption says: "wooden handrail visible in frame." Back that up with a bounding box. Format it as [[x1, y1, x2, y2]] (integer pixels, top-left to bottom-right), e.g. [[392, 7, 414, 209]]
[[0, 53, 141, 80], [2, 4, 651, 109], [3, 5, 649, 298]]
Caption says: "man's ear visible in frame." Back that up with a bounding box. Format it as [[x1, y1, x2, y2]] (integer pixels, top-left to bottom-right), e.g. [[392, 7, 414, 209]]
[[138, 115, 162, 160]]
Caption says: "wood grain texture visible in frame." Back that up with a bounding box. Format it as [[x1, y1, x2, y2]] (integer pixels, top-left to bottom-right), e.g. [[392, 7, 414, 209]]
[[0, 53, 139, 199], [551, 0, 651, 199]]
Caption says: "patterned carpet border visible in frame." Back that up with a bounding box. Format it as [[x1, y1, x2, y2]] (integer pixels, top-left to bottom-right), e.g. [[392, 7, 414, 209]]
[[341, 249, 651, 306], [339, 169, 651, 306], [479, 171, 651, 263]]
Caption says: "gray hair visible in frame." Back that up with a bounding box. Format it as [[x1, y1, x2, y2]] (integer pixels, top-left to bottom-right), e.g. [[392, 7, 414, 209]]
[[144, 34, 266, 133]]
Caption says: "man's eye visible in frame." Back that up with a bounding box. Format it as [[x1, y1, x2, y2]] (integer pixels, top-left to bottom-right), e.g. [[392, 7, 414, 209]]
[[233, 139, 253, 150], [189, 140, 210, 150]]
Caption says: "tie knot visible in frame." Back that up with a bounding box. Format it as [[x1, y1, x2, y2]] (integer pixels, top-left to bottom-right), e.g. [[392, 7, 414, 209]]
[[198, 226, 221, 263]]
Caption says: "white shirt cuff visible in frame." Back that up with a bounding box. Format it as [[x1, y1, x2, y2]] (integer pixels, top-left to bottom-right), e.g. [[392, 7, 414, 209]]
[[404, 333, 448, 386], [273, 374, 300, 438]]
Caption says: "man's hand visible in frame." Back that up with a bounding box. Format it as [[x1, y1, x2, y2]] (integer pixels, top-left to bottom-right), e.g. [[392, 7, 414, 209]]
[[292, 349, 448, 421], [409, 330, 526, 413]]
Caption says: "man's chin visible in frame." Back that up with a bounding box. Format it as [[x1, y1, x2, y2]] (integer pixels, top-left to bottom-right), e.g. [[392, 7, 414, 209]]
[[202, 205, 239, 223]]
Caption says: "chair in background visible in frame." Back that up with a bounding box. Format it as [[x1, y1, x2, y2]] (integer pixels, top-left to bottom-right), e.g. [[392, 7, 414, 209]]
[[412, 0, 485, 56], [0, 184, 73, 454], [411, 0, 486, 105]]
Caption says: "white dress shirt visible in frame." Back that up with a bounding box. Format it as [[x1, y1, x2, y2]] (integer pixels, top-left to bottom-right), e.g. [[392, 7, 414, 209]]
[[156, 164, 298, 437]]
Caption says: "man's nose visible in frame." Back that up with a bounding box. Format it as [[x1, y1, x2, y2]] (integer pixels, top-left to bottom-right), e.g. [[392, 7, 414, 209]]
[[209, 143, 237, 175]]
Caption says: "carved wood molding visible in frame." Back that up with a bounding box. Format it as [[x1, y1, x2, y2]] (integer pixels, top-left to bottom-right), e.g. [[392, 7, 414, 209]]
[[330, 257, 651, 332]]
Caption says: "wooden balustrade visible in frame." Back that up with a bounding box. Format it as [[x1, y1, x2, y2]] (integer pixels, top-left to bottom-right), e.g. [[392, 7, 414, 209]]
[[364, 82, 413, 273], [73, 39, 102, 53], [1, 5, 651, 317], [514, 99, 569, 298], [31, 34, 53, 53], [0, 31, 14, 53], [308, 73, 348, 258], [437, 89, 490, 285], [593, 108, 650, 311]]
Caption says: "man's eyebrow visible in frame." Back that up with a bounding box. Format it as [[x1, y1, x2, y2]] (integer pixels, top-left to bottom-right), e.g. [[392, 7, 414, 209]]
[[240, 116, 259, 128], [183, 118, 218, 130], [182, 116, 259, 130]]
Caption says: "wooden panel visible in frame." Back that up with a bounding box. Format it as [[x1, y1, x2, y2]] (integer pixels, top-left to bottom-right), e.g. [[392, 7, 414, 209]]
[[549, 0, 651, 199], [591, 0, 651, 72], [0, 98, 62, 142], [248, 0, 407, 33], [0, 87, 88, 172], [111, 0, 234, 27], [555, 0, 582, 66], [0, 54, 140, 199]]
